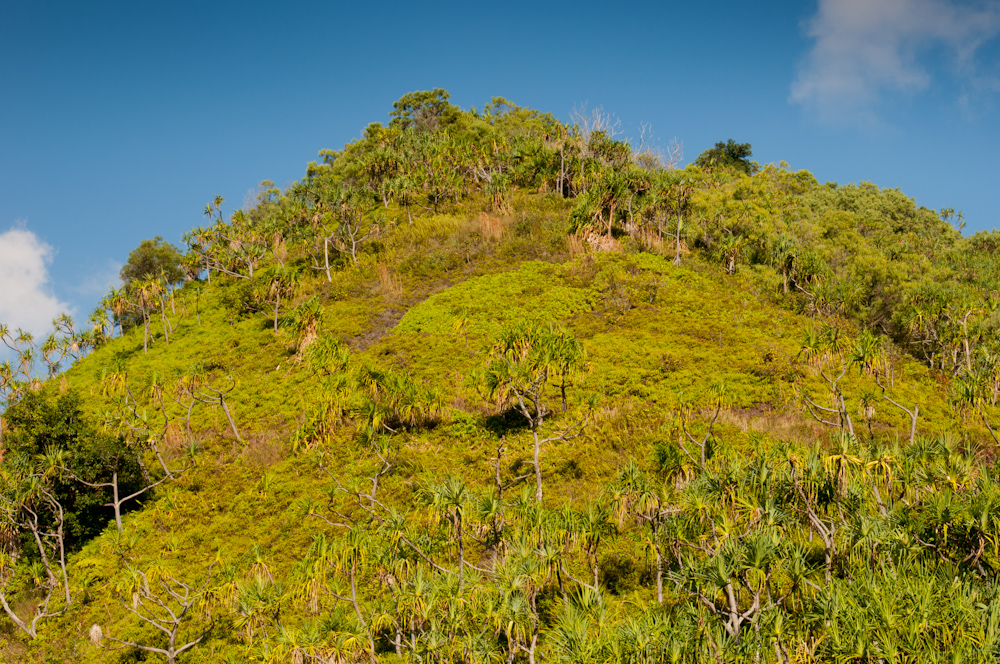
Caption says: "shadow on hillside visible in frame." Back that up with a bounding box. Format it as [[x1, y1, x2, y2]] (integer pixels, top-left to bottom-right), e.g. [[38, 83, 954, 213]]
[[482, 408, 530, 437]]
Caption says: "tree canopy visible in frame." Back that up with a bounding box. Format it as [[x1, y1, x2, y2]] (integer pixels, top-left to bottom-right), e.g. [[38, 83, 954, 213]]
[[388, 88, 460, 131], [119, 236, 185, 286], [694, 138, 757, 174]]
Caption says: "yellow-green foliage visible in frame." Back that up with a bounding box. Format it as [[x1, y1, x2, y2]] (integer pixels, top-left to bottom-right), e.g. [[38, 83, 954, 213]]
[[395, 260, 595, 340], [3, 95, 1000, 662]]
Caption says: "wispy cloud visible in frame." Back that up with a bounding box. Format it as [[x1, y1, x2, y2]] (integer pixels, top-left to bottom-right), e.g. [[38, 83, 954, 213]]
[[72, 259, 122, 301], [0, 226, 71, 337], [791, 0, 1000, 122]]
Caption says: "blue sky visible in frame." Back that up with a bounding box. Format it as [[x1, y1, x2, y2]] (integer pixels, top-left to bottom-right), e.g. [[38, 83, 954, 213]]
[[2, 0, 1000, 336]]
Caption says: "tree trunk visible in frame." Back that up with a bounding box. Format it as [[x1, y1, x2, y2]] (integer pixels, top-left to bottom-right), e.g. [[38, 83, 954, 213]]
[[323, 236, 332, 282], [654, 536, 663, 604], [160, 304, 170, 345], [273, 291, 280, 333], [112, 472, 122, 532], [533, 428, 543, 502], [348, 557, 377, 664], [220, 398, 241, 442], [673, 213, 683, 266], [560, 372, 568, 413], [559, 145, 565, 197], [142, 305, 149, 355]]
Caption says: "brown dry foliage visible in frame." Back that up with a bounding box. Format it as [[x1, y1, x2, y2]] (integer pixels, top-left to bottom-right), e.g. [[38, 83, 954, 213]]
[[377, 263, 403, 302], [479, 213, 505, 242]]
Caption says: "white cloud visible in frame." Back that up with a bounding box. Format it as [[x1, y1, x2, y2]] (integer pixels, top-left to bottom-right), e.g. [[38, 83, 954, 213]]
[[791, 0, 1000, 122], [0, 226, 70, 337]]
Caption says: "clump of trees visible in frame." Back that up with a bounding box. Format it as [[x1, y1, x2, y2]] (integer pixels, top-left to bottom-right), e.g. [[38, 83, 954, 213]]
[[275, 376, 1000, 662], [0, 388, 148, 638]]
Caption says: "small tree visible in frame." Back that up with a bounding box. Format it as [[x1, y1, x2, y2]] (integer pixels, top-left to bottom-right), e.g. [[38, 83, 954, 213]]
[[484, 323, 587, 502], [678, 384, 725, 473], [652, 169, 694, 266], [97, 371, 182, 482], [192, 375, 241, 443], [610, 461, 679, 603], [124, 278, 162, 355], [0, 465, 72, 639], [311, 187, 381, 277], [260, 266, 301, 333], [98, 563, 215, 664], [56, 432, 172, 533], [797, 326, 857, 439]]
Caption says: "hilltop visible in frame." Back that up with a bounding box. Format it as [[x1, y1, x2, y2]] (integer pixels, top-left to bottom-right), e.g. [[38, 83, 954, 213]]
[[2, 91, 1000, 663]]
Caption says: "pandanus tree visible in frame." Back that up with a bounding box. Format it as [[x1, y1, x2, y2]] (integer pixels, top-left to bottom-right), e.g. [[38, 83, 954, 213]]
[[609, 461, 677, 603], [492, 533, 546, 664], [88, 306, 112, 346], [358, 140, 401, 207], [798, 325, 858, 439], [851, 329, 923, 446], [570, 165, 634, 239], [413, 132, 461, 213], [0, 327, 33, 431], [185, 196, 270, 280], [191, 374, 242, 444], [650, 168, 696, 265], [296, 528, 383, 663], [97, 562, 217, 664], [424, 476, 471, 592], [562, 501, 613, 598], [312, 185, 381, 276], [181, 222, 218, 283], [286, 296, 324, 357], [484, 322, 588, 502], [677, 382, 726, 473], [102, 286, 131, 339], [388, 172, 418, 225], [0, 457, 72, 639], [123, 277, 163, 355], [97, 369, 185, 481], [260, 265, 301, 333]]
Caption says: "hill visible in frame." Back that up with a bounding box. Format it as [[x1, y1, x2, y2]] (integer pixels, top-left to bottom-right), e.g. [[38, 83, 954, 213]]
[[2, 91, 1000, 663]]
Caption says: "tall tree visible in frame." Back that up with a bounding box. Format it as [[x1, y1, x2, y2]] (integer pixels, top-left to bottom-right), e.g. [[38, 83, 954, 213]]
[[119, 236, 185, 287]]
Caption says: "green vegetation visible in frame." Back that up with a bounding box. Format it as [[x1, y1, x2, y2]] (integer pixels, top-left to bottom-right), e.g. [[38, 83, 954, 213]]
[[1, 91, 999, 663]]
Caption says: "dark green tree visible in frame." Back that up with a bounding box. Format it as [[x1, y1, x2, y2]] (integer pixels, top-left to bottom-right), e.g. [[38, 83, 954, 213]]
[[388, 88, 460, 131], [694, 139, 757, 175], [2, 389, 144, 548], [120, 236, 185, 286]]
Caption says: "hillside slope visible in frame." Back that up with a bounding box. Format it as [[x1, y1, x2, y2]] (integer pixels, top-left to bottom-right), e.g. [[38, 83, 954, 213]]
[[2, 94, 999, 663]]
